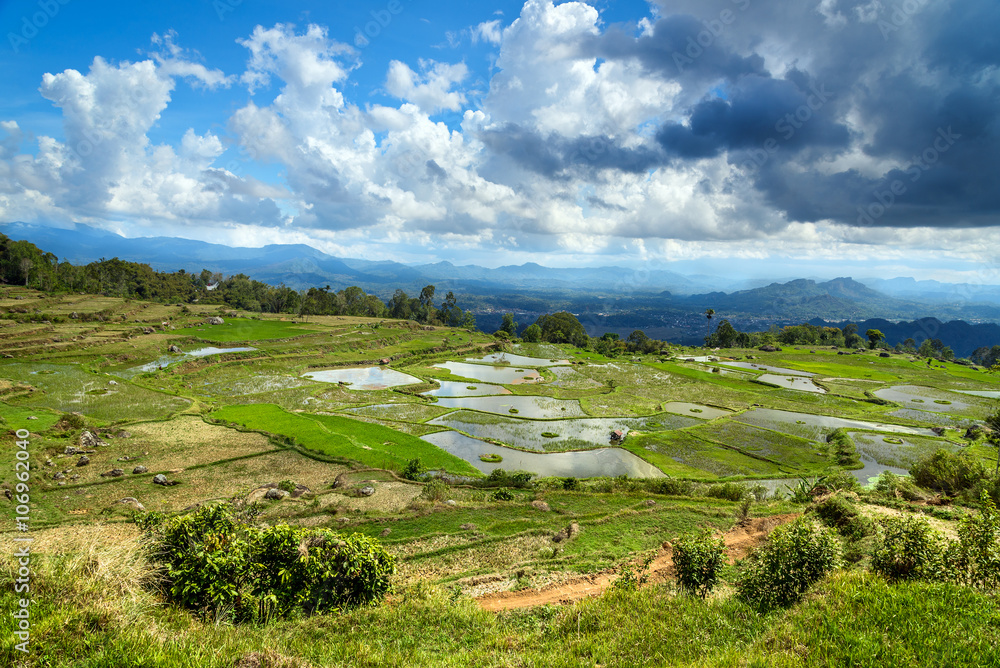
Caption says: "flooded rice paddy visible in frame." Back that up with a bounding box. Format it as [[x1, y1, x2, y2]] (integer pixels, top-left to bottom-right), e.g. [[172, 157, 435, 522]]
[[421, 381, 511, 397], [433, 361, 542, 384], [432, 395, 587, 418], [303, 367, 422, 390]]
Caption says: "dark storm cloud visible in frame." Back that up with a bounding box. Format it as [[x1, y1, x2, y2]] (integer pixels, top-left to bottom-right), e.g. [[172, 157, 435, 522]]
[[479, 123, 664, 178], [581, 0, 1000, 230]]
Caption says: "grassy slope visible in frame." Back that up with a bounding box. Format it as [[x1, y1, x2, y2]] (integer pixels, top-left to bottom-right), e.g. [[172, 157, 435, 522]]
[[211, 403, 480, 476]]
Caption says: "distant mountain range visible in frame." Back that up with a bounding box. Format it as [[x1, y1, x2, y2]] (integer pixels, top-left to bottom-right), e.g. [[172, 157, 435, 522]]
[[3, 222, 1000, 356]]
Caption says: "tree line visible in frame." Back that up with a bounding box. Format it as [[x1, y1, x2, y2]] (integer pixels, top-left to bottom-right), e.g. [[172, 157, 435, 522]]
[[0, 233, 473, 326]]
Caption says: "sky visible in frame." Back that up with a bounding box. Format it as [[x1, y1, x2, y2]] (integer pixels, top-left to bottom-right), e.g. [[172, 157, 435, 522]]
[[0, 0, 998, 283]]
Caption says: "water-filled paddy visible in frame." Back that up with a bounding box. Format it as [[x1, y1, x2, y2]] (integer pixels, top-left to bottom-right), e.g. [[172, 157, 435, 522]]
[[954, 390, 1000, 399], [433, 361, 542, 384], [465, 353, 570, 367], [429, 411, 698, 451], [719, 362, 815, 376], [303, 367, 422, 390], [660, 402, 731, 420], [757, 374, 827, 393], [734, 408, 938, 441], [118, 347, 257, 377], [848, 431, 959, 473], [421, 431, 665, 478], [421, 381, 511, 397], [873, 385, 974, 413], [432, 395, 586, 418]]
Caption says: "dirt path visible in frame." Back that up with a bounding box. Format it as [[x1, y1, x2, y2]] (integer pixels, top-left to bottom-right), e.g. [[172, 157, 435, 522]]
[[476, 513, 798, 612]]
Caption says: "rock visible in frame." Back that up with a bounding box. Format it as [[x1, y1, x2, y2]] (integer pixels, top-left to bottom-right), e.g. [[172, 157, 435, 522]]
[[531, 500, 551, 512], [26, 415, 37, 420], [446, 499, 457, 506], [143, 327, 154, 334], [108, 380, 117, 386], [80, 431, 109, 448], [644, 499, 656, 507], [117, 497, 146, 512], [380, 528, 392, 537], [931, 427, 946, 436], [207, 316, 224, 325], [116, 431, 131, 439], [552, 522, 581, 543], [132, 466, 148, 474], [76, 456, 90, 467], [290, 484, 312, 499], [70, 474, 80, 481], [100, 468, 124, 477], [161, 322, 169, 328], [44, 459, 53, 467], [152, 474, 169, 486], [70, 312, 79, 319], [52, 472, 65, 480], [359, 485, 376, 497], [264, 488, 289, 500], [758, 345, 781, 352], [459, 523, 477, 531], [168, 345, 182, 353], [118, 455, 137, 461], [837, 351, 849, 355], [64, 445, 80, 455], [879, 352, 891, 358]]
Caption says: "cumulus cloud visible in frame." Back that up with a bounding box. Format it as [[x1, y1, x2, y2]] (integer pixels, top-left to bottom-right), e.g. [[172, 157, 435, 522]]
[[1, 0, 998, 266]]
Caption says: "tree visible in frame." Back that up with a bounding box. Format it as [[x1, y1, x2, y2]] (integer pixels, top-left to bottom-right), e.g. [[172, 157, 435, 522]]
[[499, 312, 518, 336], [986, 408, 1000, 475], [522, 323, 541, 343], [866, 329, 885, 350], [704, 308, 715, 342], [535, 312, 588, 348]]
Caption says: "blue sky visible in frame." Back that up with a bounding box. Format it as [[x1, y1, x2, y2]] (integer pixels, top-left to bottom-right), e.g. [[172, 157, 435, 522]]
[[0, 0, 998, 283]]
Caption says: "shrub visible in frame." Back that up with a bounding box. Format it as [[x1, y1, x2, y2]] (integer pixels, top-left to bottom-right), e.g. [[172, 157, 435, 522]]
[[420, 479, 449, 502], [647, 477, 698, 496], [277, 479, 297, 493], [810, 493, 873, 540], [873, 472, 925, 501], [491, 488, 515, 501], [705, 482, 749, 502], [562, 477, 579, 491], [823, 468, 862, 493], [735, 517, 841, 609], [827, 429, 861, 468], [870, 515, 949, 583], [951, 491, 1000, 591], [910, 449, 986, 497], [145, 504, 395, 623], [479, 468, 534, 489], [402, 457, 425, 481], [673, 530, 726, 598]]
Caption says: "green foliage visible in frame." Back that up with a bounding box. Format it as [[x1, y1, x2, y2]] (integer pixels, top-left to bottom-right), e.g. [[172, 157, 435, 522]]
[[561, 476, 580, 491], [866, 328, 885, 349], [951, 491, 1000, 592], [736, 517, 842, 609], [810, 493, 873, 540], [145, 504, 394, 623], [478, 468, 534, 489], [827, 428, 861, 468], [611, 555, 653, 592], [278, 480, 297, 493], [672, 529, 726, 598], [534, 311, 589, 347], [871, 515, 949, 584], [402, 457, 426, 481], [704, 481, 749, 502], [420, 479, 449, 502], [873, 472, 925, 501], [491, 488, 515, 501], [521, 323, 542, 343], [910, 449, 986, 497]]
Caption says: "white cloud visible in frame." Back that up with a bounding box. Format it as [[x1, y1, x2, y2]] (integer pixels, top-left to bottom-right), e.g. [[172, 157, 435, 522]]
[[472, 19, 503, 45], [385, 59, 469, 114]]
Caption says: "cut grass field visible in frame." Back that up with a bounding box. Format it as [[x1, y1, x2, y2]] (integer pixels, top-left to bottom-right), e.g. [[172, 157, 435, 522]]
[[187, 317, 323, 342], [211, 403, 480, 476]]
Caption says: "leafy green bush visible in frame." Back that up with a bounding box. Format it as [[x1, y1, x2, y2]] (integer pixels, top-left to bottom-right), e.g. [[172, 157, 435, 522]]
[[420, 479, 449, 502], [145, 504, 395, 623], [646, 477, 698, 496], [705, 482, 749, 502], [477, 468, 533, 489], [402, 457, 426, 481], [823, 468, 862, 492], [562, 477, 580, 491], [870, 515, 948, 583], [910, 449, 986, 497], [491, 488, 515, 501], [827, 428, 861, 468], [673, 530, 726, 598], [873, 472, 925, 501], [950, 492, 1000, 591], [277, 480, 297, 493], [811, 493, 873, 540], [736, 517, 841, 609]]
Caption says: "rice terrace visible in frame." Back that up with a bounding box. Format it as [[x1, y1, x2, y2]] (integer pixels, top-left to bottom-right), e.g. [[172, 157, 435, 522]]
[[2, 275, 1000, 667]]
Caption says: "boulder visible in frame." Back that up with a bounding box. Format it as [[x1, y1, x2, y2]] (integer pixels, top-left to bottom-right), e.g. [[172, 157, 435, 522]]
[[207, 316, 224, 325], [64, 445, 81, 455], [143, 327, 155, 335], [100, 468, 124, 477], [76, 456, 90, 467], [359, 485, 376, 497], [459, 523, 478, 531], [70, 312, 79, 319], [117, 497, 145, 512], [552, 522, 581, 543], [168, 345, 182, 353], [879, 352, 891, 358], [758, 345, 781, 352], [152, 474, 169, 486], [380, 528, 392, 537], [132, 466, 148, 474], [52, 472, 65, 480], [80, 431, 109, 448], [264, 488, 289, 500], [644, 499, 656, 507]]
